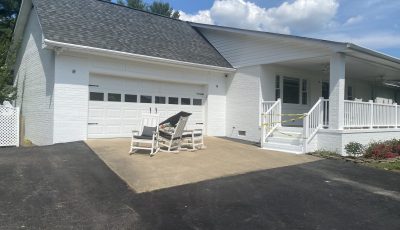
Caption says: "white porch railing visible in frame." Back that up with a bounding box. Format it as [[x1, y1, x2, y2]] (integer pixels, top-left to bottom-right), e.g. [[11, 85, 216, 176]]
[[344, 100, 399, 128], [261, 99, 281, 145], [0, 102, 20, 147], [303, 98, 324, 140]]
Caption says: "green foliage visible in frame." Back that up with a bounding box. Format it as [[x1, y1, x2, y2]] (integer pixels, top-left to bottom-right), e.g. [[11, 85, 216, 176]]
[[345, 142, 364, 157], [148, 1, 173, 17], [0, 0, 21, 103], [117, 0, 180, 19], [127, 0, 147, 10]]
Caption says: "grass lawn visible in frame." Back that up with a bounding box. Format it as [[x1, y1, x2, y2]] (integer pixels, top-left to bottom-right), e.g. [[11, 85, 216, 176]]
[[365, 161, 400, 171]]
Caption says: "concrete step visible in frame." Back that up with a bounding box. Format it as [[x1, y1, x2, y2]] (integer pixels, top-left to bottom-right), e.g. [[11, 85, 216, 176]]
[[272, 130, 303, 138], [278, 126, 303, 133], [267, 136, 303, 145], [262, 142, 303, 154]]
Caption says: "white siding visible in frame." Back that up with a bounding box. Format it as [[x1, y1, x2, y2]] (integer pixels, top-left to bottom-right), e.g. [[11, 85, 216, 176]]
[[225, 66, 261, 142], [198, 29, 332, 68], [52, 53, 227, 143], [14, 9, 54, 145]]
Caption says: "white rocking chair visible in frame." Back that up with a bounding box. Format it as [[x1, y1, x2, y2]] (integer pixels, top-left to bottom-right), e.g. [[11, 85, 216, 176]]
[[129, 113, 160, 156], [182, 123, 205, 151], [158, 116, 189, 152]]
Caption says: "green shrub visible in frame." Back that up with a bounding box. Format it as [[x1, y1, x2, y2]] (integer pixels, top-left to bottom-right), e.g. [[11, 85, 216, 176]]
[[345, 142, 364, 157]]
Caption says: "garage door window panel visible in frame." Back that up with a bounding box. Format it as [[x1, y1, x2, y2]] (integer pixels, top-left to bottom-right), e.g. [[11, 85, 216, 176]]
[[140, 95, 152, 103], [108, 93, 121, 102], [193, 99, 202, 106], [155, 96, 166, 104], [125, 94, 137, 103], [181, 98, 191, 105], [168, 97, 179, 104], [90, 92, 104, 101]]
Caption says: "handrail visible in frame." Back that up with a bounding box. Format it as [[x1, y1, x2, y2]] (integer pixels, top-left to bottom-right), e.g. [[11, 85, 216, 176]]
[[303, 97, 325, 152], [261, 99, 281, 147]]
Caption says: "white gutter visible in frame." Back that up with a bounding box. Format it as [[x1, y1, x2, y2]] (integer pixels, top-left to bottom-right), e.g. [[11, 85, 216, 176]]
[[346, 43, 400, 65], [43, 39, 236, 73]]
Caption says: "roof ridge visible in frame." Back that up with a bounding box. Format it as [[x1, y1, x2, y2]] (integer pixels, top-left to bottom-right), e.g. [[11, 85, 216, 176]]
[[95, 0, 183, 22]]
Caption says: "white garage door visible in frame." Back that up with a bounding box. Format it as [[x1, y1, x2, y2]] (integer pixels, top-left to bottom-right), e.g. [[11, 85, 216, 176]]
[[87, 75, 206, 138]]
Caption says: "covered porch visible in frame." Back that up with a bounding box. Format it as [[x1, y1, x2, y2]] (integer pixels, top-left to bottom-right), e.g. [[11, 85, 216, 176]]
[[261, 51, 400, 154]]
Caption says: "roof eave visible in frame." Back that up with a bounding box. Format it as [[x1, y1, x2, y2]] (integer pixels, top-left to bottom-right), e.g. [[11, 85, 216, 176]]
[[44, 39, 236, 73], [345, 43, 400, 65]]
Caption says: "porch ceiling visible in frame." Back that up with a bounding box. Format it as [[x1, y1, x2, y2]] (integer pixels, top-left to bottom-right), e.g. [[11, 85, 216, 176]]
[[274, 55, 400, 82]]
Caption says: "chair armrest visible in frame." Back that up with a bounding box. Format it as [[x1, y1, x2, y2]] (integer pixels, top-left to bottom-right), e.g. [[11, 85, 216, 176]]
[[132, 130, 140, 136]]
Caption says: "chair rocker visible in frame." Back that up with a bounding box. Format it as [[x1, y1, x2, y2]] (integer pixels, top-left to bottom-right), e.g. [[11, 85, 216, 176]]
[[158, 116, 189, 153], [129, 113, 160, 156]]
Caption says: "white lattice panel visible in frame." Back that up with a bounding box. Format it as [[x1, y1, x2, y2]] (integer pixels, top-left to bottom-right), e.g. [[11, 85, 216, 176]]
[[0, 104, 19, 147]]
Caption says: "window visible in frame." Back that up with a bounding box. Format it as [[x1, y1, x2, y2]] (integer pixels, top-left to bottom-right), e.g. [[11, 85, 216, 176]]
[[347, 86, 353, 100], [90, 92, 104, 101], [283, 77, 300, 104], [108, 93, 121, 102], [302, 79, 308, 105], [155, 96, 166, 104], [322, 82, 329, 99], [140, 95, 152, 103], [125, 94, 137, 103], [168, 97, 179, 104], [275, 75, 281, 100], [193, 99, 202, 106], [181, 98, 191, 105]]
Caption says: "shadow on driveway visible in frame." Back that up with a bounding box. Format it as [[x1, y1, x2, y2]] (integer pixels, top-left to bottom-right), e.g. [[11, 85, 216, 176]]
[[0, 142, 399, 229]]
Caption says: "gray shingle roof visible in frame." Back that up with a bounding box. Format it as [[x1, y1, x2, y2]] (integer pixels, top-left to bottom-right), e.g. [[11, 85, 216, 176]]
[[33, 0, 232, 69]]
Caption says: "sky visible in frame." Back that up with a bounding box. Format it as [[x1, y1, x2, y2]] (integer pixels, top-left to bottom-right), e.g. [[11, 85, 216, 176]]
[[126, 0, 400, 58]]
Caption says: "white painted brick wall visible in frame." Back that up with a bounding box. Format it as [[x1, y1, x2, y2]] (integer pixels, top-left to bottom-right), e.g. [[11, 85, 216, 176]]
[[52, 53, 227, 143], [317, 129, 400, 155], [14, 9, 54, 145], [225, 66, 261, 142]]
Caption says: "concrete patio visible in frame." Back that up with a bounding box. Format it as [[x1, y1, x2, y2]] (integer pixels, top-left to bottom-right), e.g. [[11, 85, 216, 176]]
[[85, 137, 319, 193]]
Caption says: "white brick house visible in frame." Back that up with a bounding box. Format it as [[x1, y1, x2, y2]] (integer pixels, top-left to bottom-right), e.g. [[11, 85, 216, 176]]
[[13, 0, 400, 154]]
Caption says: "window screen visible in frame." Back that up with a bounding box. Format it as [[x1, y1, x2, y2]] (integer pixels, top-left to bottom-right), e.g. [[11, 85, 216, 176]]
[[283, 77, 300, 104], [90, 92, 104, 101]]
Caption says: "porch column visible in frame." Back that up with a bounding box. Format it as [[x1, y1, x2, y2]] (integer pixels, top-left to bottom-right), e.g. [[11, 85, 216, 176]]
[[329, 53, 346, 130]]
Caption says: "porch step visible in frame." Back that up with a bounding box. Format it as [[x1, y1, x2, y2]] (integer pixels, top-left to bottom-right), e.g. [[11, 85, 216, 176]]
[[278, 126, 303, 133], [262, 142, 303, 154], [267, 136, 303, 145]]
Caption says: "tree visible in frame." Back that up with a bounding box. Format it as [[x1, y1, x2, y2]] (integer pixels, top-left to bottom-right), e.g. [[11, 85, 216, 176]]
[[126, 0, 147, 10], [148, 1, 174, 18], [117, 0, 180, 19], [0, 0, 21, 103]]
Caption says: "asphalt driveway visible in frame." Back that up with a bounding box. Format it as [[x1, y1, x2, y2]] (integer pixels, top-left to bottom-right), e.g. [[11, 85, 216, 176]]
[[0, 142, 399, 229]]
